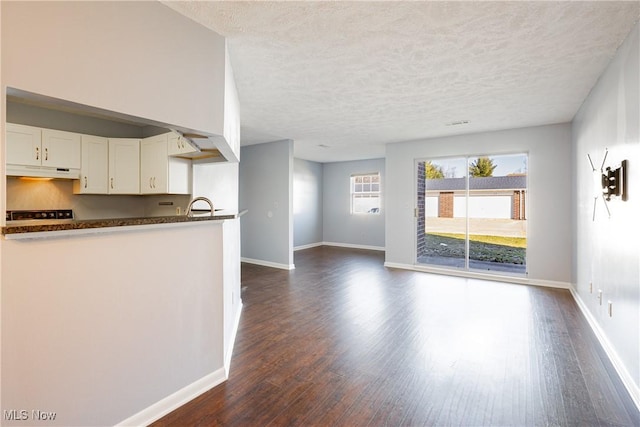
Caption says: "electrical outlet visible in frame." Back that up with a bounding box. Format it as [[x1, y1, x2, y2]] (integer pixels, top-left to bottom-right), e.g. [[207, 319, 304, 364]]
[[608, 301, 613, 317], [176, 207, 181, 215]]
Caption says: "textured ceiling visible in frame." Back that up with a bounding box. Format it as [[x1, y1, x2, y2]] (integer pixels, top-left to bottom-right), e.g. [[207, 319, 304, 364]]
[[163, 1, 640, 163]]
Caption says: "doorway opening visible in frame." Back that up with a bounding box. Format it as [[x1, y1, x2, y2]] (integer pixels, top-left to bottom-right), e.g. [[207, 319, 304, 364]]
[[416, 154, 528, 275]]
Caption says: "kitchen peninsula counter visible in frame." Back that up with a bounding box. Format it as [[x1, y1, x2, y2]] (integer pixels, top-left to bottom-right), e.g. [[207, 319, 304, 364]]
[[2, 209, 248, 239]]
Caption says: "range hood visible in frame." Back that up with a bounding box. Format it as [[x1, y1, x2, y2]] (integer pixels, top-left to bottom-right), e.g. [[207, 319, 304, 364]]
[[170, 130, 226, 163], [6, 164, 80, 179]]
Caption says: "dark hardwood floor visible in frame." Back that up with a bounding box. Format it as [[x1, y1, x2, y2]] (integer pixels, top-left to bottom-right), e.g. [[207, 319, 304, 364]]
[[152, 246, 639, 426]]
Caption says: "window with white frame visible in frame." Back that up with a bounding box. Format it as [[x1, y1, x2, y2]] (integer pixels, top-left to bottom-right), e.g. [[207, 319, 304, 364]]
[[351, 173, 381, 214]]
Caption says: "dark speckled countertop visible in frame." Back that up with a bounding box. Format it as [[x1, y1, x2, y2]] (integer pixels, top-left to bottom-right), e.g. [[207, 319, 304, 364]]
[[2, 210, 247, 236]]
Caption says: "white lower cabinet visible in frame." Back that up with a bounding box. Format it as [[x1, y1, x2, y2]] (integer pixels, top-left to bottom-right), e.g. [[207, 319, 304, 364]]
[[108, 138, 140, 194], [74, 135, 109, 194], [141, 133, 191, 194]]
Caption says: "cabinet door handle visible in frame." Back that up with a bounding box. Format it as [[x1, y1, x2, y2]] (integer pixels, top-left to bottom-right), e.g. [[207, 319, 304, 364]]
[[45, 148, 48, 161], [84, 176, 88, 188], [153, 177, 156, 188], [149, 177, 153, 188], [35, 147, 39, 160], [110, 178, 114, 189]]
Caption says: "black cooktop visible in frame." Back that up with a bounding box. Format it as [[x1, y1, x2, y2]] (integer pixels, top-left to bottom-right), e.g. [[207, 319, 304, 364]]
[[6, 209, 74, 221]]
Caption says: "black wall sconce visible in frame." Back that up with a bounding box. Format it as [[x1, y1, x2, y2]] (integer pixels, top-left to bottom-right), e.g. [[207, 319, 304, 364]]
[[588, 150, 629, 221], [601, 159, 628, 201]]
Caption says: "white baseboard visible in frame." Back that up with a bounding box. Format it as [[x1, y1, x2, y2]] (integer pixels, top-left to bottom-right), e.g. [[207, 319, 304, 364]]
[[225, 301, 243, 376], [294, 242, 324, 251], [115, 368, 227, 427], [241, 257, 295, 270], [322, 241, 385, 252], [383, 262, 570, 289], [570, 288, 640, 411], [529, 278, 572, 289]]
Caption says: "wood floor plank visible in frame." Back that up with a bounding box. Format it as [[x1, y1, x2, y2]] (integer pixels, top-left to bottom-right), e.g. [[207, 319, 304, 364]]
[[151, 247, 639, 427]]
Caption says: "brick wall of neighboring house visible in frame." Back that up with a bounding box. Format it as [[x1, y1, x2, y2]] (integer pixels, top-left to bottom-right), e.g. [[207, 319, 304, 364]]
[[512, 190, 526, 220], [438, 192, 454, 218], [417, 162, 426, 257]]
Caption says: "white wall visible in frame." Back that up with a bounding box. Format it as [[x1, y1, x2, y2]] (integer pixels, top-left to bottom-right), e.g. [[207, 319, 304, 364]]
[[452, 195, 512, 219], [222, 219, 242, 372], [572, 22, 639, 404], [294, 158, 323, 248], [426, 196, 438, 217], [192, 162, 239, 214], [1, 223, 225, 427], [1, 2, 241, 424], [386, 123, 572, 284], [239, 140, 294, 269], [323, 159, 385, 249], [191, 161, 242, 371], [223, 44, 241, 161], [1, 1, 225, 136], [0, 3, 4, 415]]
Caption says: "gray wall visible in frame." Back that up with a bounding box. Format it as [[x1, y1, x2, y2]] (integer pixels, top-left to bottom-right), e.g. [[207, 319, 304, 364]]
[[572, 22, 639, 402], [385, 123, 573, 284], [239, 140, 294, 268], [323, 158, 385, 249], [294, 158, 323, 248]]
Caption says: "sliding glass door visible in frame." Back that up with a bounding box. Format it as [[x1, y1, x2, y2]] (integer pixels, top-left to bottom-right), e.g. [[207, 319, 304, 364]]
[[417, 154, 527, 276], [419, 157, 468, 269]]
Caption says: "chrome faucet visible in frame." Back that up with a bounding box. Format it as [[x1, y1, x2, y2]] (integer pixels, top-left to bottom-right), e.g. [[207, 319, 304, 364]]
[[186, 196, 214, 217]]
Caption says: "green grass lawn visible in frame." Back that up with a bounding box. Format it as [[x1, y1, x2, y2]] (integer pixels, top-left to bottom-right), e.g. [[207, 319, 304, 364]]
[[429, 232, 526, 248], [425, 233, 526, 265]]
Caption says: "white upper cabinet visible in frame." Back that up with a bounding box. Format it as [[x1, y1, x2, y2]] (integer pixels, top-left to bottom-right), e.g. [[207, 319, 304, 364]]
[[41, 129, 81, 169], [141, 134, 168, 194], [141, 133, 191, 195], [6, 125, 81, 169], [74, 135, 109, 194], [6, 123, 81, 178], [167, 133, 199, 157], [6, 124, 191, 195], [108, 138, 140, 194], [6, 123, 42, 167]]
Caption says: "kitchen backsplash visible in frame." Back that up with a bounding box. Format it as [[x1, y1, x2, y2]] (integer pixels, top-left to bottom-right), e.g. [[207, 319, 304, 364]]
[[6, 177, 191, 220]]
